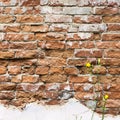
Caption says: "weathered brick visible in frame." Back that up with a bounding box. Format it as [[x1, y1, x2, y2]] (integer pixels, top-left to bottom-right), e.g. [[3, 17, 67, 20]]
[[4, 25, 20, 32], [3, 7, 12, 14], [101, 59, 120, 66], [64, 67, 79, 75], [8, 66, 21, 75], [22, 6, 40, 15], [80, 41, 95, 48], [98, 75, 120, 84], [107, 0, 120, 6], [0, 66, 6, 74], [49, 67, 63, 74], [75, 50, 102, 58], [42, 91, 58, 99], [106, 83, 120, 92], [68, 25, 78, 33], [60, 83, 73, 91], [69, 75, 89, 83], [16, 91, 33, 98], [46, 100, 61, 105], [45, 41, 65, 50], [66, 41, 80, 49], [0, 41, 9, 50], [40, 0, 48, 5], [49, 24, 68, 32], [21, 25, 31, 32], [38, 41, 46, 48], [66, 33, 94, 41], [11, 7, 23, 15], [67, 59, 87, 66], [0, 15, 15, 23], [45, 15, 72, 23], [15, 50, 38, 59], [106, 100, 120, 108], [105, 50, 120, 58], [38, 58, 66, 67], [0, 51, 14, 59], [46, 50, 74, 58], [96, 41, 120, 49], [67, 41, 95, 49], [0, 76, 9, 82], [79, 67, 91, 74], [107, 24, 120, 31], [94, 7, 119, 15], [31, 25, 49, 32], [36, 66, 49, 75], [36, 33, 65, 41], [40, 6, 53, 14], [74, 84, 93, 92], [107, 92, 120, 99], [63, 7, 92, 15], [103, 16, 120, 23], [78, 0, 107, 6], [0, 92, 14, 100], [11, 75, 22, 83], [22, 75, 39, 83], [20, 0, 40, 6], [79, 24, 106, 32], [48, 0, 78, 6], [75, 92, 94, 100], [9, 59, 37, 66], [41, 74, 67, 83], [73, 15, 101, 23], [108, 68, 120, 75], [22, 66, 35, 75], [0, 60, 8, 66], [17, 84, 40, 92], [16, 15, 44, 23], [0, 0, 17, 6], [0, 83, 16, 91], [9, 42, 37, 50], [5, 33, 34, 41], [102, 33, 120, 41], [92, 66, 107, 74]]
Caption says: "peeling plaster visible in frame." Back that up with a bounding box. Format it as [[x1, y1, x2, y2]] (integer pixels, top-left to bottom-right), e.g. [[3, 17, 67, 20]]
[[0, 98, 119, 120]]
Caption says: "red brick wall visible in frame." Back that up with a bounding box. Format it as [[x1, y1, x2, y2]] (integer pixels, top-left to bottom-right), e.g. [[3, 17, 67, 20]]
[[0, 0, 120, 115]]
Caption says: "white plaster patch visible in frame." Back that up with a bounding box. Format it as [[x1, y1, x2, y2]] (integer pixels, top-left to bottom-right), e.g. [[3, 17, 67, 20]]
[[0, 98, 119, 120]]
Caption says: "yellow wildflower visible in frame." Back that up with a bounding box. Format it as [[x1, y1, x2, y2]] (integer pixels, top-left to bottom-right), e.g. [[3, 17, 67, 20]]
[[104, 94, 109, 100], [85, 62, 91, 68]]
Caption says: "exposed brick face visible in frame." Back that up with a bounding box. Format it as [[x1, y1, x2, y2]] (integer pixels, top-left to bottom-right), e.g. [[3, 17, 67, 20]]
[[0, 0, 120, 115]]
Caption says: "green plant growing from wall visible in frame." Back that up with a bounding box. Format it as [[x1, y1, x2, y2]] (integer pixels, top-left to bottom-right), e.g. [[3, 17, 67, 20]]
[[84, 59, 109, 120], [101, 94, 109, 120]]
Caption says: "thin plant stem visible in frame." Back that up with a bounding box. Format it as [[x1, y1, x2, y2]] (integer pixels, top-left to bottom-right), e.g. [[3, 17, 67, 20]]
[[101, 100, 106, 120]]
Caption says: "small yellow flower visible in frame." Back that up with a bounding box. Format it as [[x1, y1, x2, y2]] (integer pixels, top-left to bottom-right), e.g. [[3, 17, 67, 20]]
[[85, 62, 91, 68], [104, 94, 109, 100]]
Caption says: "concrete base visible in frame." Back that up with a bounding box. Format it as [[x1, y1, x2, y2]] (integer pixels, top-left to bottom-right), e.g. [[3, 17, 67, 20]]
[[0, 99, 119, 120]]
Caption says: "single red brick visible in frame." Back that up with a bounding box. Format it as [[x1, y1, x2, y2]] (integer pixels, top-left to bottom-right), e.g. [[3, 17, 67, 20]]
[[36, 66, 49, 75], [69, 75, 89, 83], [22, 75, 39, 83], [8, 66, 21, 75]]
